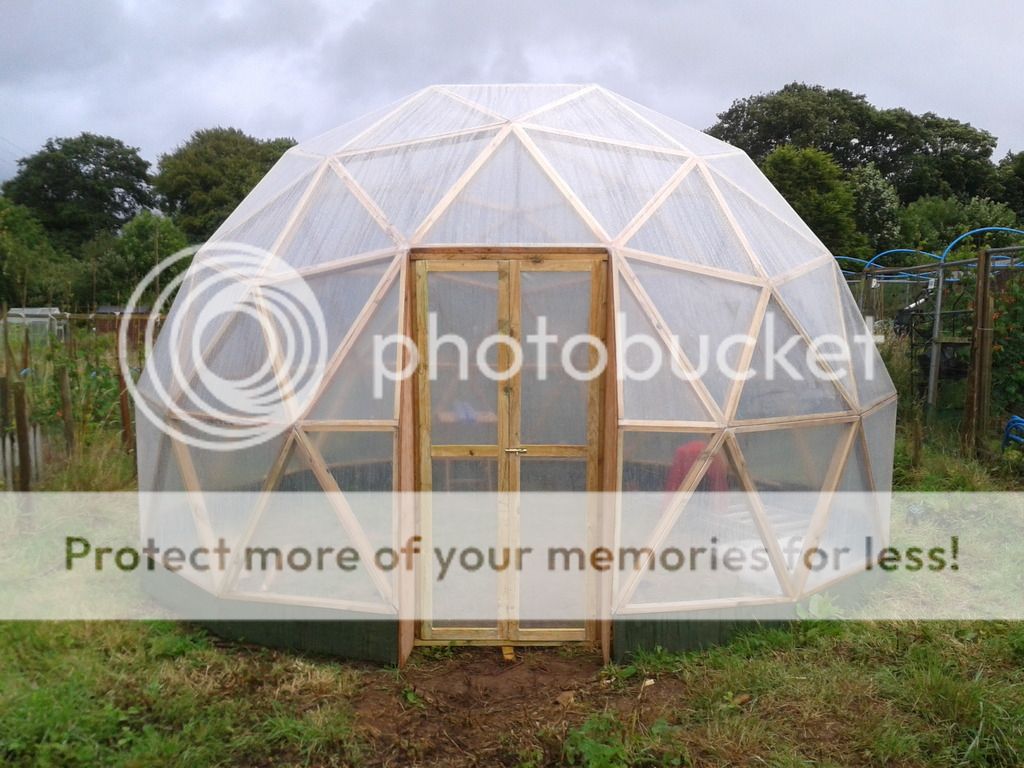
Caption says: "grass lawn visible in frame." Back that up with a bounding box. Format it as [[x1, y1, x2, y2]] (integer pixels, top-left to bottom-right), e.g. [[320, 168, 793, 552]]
[[2, 620, 1023, 766], [2, 428, 1023, 766]]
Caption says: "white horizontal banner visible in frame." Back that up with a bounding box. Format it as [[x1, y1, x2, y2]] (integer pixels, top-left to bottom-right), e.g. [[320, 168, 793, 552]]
[[0, 493, 1017, 621]]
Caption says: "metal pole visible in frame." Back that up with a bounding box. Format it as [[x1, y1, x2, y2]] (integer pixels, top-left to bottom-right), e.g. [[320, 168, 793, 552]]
[[926, 264, 944, 416]]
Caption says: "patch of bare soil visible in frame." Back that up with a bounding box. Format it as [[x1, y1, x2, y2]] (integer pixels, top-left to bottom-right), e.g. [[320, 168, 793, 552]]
[[352, 647, 688, 767]]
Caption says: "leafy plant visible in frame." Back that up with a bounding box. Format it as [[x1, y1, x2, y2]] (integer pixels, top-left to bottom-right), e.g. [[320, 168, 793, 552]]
[[992, 273, 1024, 415]]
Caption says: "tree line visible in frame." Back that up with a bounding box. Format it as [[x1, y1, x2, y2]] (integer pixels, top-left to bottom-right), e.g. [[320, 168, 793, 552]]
[[709, 83, 1024, 258], [3, 82, 1024, 309], [0, 129, 294, 309]]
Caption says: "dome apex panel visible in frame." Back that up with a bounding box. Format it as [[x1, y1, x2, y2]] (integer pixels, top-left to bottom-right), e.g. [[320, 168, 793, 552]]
[[440, 84, 590, 120], [524, 87, 682, 150], [345, 88, 503, 151]]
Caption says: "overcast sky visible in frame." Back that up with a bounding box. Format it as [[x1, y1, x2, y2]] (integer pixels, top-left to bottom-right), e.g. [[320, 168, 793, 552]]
[[2, 0, 1022, 181]]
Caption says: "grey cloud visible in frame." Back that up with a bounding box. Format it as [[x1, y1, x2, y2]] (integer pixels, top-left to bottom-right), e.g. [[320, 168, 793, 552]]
[[0, 0, 1021, 182]]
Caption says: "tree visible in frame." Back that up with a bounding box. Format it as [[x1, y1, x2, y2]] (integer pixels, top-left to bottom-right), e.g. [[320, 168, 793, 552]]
[[80, 211, 188, 306], [899, 195, 1018, 256], [709, 83, 878, 170], [709, 83, 999, 203], [1, 133, 152, 253], [878, 110, 1000, 202], [997, 151, 1024, 220], [0, 198, 79, 306], [848, 164, 901, 255], [761, 146, 865, 255], [154, 128, 295, 242]]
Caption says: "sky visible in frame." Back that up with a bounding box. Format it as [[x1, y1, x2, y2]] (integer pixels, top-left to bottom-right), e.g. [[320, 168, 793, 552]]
[[1, 0, 1022, 181]]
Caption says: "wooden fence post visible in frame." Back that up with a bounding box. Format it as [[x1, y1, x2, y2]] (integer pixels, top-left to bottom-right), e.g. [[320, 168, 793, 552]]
[[117, 367, 134, 454], [58, 365, 75, 457], [12, 380, 30, 492], [961, 248, 994, 458], [21, 325, 30, 373]]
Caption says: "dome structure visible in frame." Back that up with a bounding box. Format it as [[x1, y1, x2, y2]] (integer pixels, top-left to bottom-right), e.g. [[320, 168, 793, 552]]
[[136, 84, 897, 663]]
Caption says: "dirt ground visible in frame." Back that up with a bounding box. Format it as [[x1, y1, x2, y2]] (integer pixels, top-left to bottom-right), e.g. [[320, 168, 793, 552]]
[[352, 646, 686, 767]]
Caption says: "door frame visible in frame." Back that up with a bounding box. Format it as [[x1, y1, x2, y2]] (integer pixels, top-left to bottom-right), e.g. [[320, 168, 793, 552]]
[[408, 248, 609, 646]]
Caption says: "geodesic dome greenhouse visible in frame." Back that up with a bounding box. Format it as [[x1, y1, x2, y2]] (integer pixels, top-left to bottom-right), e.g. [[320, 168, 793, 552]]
[[137, 84, 896, 663]]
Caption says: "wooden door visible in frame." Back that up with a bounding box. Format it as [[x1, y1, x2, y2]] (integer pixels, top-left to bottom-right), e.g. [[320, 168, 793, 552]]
[[414, 255, 605, 643]]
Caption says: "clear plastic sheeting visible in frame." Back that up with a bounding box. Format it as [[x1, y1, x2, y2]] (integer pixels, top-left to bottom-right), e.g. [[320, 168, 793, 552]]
[[527, 131, 681, 238], [525, 87, 680, 150], [617, 276, 714, 423], [735, 299, 850, 421], [628, 259, 762, 409], [837, 276, 897, 408], [346, 88, 502, 151], [441, 84, 585, 120], [626, 168, 759, 275], [422, 133, 598, 245]]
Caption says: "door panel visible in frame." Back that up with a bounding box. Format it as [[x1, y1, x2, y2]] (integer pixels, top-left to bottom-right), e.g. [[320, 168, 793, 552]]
[[519, 270, 593, 446]]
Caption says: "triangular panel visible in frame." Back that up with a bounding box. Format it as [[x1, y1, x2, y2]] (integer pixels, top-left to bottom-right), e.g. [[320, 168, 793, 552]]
[[233, 471, 387, 608], [422, 133, 597, 244], [143, 265, 252, 410], [623, 444, 786, 607], [528, 130, 683, 238], [347, 89, 500, 150], [300, 96, 415, 155], [629, 259, 762, 408], [526, 88, 680, 149], [736, 422, 852, 575], [806, 432, 878, 591], [139, 434, 214, 592], [706, 153, 819, 243], [342, 129, 499, 236], [269, 168, 393, 272], [210, 153, 323, 240], [626, 169, 760, 276], [838, 280, 896, 408], [711, 173, 830, 277], [609, 93, 738, 156], [176, 304, 286, 423], [617, 275, 714, 422], [862, 402, 897, 492], [181, 431, 290, 548], [305, 429, 395, 553], [443, 84, 587, 120], [621, 430, 723, 493], [212, 168, 319, 257], [306, 276, 402, 421], [776, 263, 857, 404], [266, 259, 392, 394], [736, 299, 849, 420]]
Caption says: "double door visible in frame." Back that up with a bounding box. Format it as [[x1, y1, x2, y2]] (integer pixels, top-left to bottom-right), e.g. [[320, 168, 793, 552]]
[[415, 256, 606, 642]]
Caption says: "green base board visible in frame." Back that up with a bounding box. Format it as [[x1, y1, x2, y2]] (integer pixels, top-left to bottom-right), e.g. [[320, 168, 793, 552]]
[[612, 611, 792, 662], [141, 562, 398, 664]]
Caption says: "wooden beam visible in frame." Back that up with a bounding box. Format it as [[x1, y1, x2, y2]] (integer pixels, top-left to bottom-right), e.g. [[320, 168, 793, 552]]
[[619, 247, 766, 287]]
